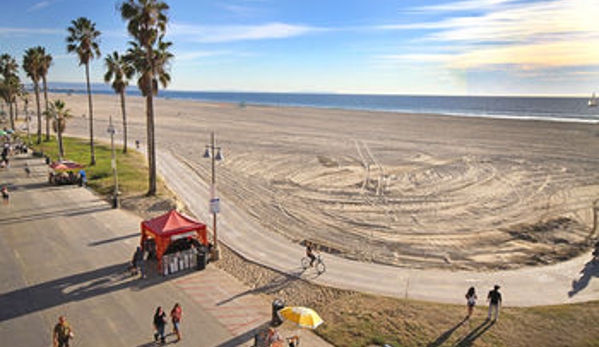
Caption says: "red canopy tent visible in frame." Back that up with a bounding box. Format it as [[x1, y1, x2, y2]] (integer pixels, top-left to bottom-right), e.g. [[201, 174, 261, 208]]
[[140, 210, 208, 263]]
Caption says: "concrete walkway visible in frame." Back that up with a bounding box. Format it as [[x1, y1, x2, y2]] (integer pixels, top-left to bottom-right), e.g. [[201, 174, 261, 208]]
[[0, 154, 332, 347], [157, 149, 599, 307]]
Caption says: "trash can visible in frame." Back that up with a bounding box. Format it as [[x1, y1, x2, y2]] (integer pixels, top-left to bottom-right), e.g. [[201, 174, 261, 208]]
[[196, 247, 208, 271], [271, 299, 285, 326], [111, 195, 119, 209]]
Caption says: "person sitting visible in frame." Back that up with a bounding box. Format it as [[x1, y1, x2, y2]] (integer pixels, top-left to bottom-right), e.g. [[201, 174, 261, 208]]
[[287, 335, 300, 347], [266, 327, 282, 346]]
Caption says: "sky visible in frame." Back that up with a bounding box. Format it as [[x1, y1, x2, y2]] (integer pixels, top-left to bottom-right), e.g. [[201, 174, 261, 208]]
[[1, 0, 599, 96]]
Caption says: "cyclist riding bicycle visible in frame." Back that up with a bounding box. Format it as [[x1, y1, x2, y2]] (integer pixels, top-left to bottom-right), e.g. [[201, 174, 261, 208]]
[[306, 242, 316, 267]]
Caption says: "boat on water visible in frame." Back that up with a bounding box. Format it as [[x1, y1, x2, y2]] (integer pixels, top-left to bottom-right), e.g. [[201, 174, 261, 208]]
[[589, 93, 598, 107]]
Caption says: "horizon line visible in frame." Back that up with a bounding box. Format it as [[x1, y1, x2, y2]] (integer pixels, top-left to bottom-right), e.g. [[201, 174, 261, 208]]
[[39, 82, 593, 99]]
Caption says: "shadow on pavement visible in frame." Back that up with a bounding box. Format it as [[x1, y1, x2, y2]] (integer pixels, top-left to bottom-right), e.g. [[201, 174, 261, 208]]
[[568, 260, 599, 297], [0, 262, 171, 322], [211, 322, 269, 347], [453, 320, 495, 347], [216, 272, 302, 306], [427, 317, 467, 347], [0, 203, 110, 226], [88, 232, 139, 247], [12, 181, 51, 190]]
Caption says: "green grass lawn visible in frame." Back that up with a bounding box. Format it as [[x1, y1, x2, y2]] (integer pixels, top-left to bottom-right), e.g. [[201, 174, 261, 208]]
[[29, 135, 149, 196]]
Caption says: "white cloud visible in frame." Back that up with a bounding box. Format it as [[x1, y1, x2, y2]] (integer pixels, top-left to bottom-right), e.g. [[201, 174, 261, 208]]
[[0, 27, 63, 35], [450, 40, 599, 69], [379, 0, 599, 71], [217, 3, 261, 17], [412, 0, 518, 12], [28, 0, 65, 12], [170, 22, 321, 43], [28, 1, 51, 11], [425, 1, 599, 43]]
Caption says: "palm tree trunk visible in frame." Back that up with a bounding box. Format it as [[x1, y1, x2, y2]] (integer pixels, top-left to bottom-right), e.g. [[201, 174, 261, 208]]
[[34, 82, 42, 145], [120, 89, 128, 154], [8, 100, 15, 130], [85, 63, 96, 165], [58, 122, 65, 159], [146, 91, 156, 196], [14, 98, 19, 121], [42, 76, 50, 141]]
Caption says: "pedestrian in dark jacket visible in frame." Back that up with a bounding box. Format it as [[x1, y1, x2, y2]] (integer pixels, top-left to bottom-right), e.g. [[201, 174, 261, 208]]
[[153, 306, 167, 344], [487, 285, 502, 321]]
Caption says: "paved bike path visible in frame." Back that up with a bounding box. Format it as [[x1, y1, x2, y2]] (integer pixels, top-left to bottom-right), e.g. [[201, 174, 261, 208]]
[[0, 153, 333, 347], [157, 149, 599, 307]]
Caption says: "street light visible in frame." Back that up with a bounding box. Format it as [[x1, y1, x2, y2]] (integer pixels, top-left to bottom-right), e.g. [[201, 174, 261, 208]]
[[107, 116, 119, 209], [204, 132, 223, 260]]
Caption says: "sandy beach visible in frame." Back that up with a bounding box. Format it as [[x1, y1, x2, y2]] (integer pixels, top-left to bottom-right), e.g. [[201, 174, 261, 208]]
[[45, 92, 599, 271]]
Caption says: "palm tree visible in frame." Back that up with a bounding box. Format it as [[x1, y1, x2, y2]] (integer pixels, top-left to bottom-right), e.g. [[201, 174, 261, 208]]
[[0, 54, 20, 130], [49, 99, 72, 159], [120, 0, 172, 196], [0, 75, 20, 130], [0, 53, 18, 79], [66, 17, 101, 165], [21, 90, 32, 144], [38, 49, 53, 141], [22, 47, 44, 144], [104, 51, 134, 153]]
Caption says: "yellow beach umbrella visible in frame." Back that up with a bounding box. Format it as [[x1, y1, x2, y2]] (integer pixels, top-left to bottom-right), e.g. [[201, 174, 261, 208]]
[[278, 306, 324, 329]]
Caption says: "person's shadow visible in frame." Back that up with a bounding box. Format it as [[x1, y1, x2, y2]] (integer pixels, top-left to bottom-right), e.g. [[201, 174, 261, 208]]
[[452, 319, 495, 347], [568, 260, 599, 297], [427, 317, 468, 347]]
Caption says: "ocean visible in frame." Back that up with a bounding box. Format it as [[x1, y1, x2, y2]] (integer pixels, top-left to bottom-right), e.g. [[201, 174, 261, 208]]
[[51, 86, 599, 123]]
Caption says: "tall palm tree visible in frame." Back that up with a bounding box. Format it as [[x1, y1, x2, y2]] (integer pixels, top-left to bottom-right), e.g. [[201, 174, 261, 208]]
[[49, 99, 72, 159], [120, 0, 172, 196], [0, 75, 20, 130], [38, 49, 53, 141], [0, 54, 20, 130], [20, 90, 31, 143], [0, 54, 18, 78], [66, 17, 101, 165], [104, 51, 134, 153], [23, 47, 44, 144]]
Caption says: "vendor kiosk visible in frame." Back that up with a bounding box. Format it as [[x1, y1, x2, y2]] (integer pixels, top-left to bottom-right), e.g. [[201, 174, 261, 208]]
[[48, 160, 85, 185], [140, 210, 209, 276]]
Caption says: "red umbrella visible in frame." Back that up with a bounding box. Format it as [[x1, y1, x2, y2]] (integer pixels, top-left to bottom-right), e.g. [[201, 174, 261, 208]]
[[49, 161, 85, 171]]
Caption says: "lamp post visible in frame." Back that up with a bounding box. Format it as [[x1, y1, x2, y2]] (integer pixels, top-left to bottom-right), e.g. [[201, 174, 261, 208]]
[[26, 111, 32, 146], [107, 116, 119, 209], [204, 132, 223, 260]]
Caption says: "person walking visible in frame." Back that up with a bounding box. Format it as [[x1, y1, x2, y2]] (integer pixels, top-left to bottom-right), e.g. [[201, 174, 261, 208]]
[[2, 185, 9, 205], [53, 316, 74, 347], [132, 246, 144, 277], [170, 303, 182, 342], [153, 306, 168, 344], [487, 285, 502, 321], [465, 286, 478, 319]]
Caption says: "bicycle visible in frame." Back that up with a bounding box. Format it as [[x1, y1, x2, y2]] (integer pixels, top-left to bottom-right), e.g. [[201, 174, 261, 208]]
[[301, 253, 326, 274]]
